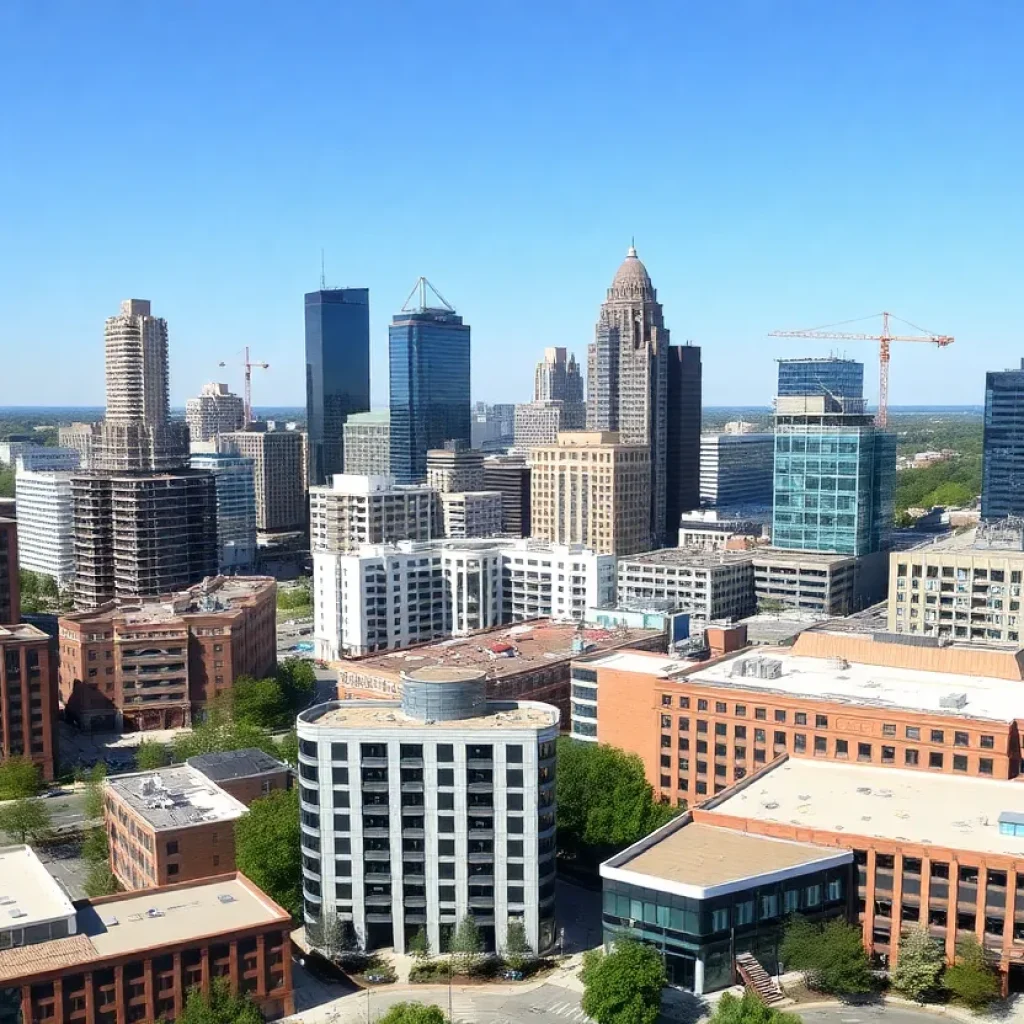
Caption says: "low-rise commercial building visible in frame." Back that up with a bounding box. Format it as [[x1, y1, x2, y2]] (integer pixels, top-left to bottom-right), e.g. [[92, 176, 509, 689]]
[[338, 618, 663, 721], [571, 628, 1024, 807], [0, 624, 59, 779], [440, 491, 504, 538], [0, 846, 294, 1021], [314, 539, 616, 660], [186, 748, 291, 806], [58, 576, 276, 731], [678, 510, 764, 551], [104, 765, 248, 889], [752, 548, 887, 615], [617, 549, 756, 624], [297, 667, 559, 957]]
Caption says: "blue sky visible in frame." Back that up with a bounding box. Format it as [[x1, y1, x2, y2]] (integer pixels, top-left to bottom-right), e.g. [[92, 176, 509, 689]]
[[1, 0, 1021, 409]]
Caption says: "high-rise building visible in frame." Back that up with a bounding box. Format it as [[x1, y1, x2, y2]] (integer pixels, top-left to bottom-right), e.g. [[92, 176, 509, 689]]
[[343, 411, 391, 476], [190, 453, 258, 574], [772, 363, 895, 557], [513, 400, 586, 453], [587, 246, 669, 545], [776, 357, 864, 400], [0, 624, 59, 778], [483, 455, 531, 537], [982, 360, 1024, 519], [425, 444, 484, 493], [534, 346, 584, 406], [665, 344, 702, 533], [72, 472, 218, 608], [185, 382, 246, 443], [529, 431, 651, 556], [389, 282, 471, 483], [219, 430, 306, 533], [58, 422, 99, 470], [699, 433, 775, 508], [309, 474, 437, 556], [305, 288, 371, 486], [0, 518, 20, 623], [14, 468, 77, 586], [297, 669, 559, 956]]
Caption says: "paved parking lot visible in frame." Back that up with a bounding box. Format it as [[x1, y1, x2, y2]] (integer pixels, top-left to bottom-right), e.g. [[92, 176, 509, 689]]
[[36, 841, 90, 900]]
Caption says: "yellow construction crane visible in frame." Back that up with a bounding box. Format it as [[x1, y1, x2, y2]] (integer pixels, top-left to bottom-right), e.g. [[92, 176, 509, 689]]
[[768, 311, 954, 428]]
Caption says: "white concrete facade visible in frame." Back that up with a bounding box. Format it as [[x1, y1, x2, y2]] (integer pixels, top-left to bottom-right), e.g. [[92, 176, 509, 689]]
[[14, 469, 76, 585], [440, 491, 504, 538]]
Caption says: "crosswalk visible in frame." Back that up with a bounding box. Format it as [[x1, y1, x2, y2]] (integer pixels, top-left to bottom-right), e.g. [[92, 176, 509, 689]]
[[536, 1000, 593, 1021]]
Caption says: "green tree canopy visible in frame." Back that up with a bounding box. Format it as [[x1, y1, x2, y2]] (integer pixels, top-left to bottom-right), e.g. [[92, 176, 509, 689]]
[[710, 991, 801, 1024], [84, 862, 120, 898], [556, 738, 675, 866], [234, 788, 301, 917], [135, 740, 170, 771], [276, 657, 316, 709], [83, 763, 107, 821], [450, 914, 483, 974], [377, 1003, 448, 1024], [503, 918, 532, 971], [943, 935, 1000, 1011], [231, 675, 289, 730], [176, 978, 264, 1024], [780, 917, 873, 996], [891, 927, 944, 1002], [581, 940, 666, 1024], [0, 757, 41, 800], [408, 925, 431, 961], [0, 797, 52, 844], [81, 826, 109, 865]]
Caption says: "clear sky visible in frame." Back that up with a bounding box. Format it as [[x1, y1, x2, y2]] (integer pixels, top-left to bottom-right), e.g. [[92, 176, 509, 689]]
[[1, 1, 1021, 410]]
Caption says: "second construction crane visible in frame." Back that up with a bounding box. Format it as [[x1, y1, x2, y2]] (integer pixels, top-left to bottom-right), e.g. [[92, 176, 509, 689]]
[[769, 311, 953, 428], [219, 346, 269, 426]]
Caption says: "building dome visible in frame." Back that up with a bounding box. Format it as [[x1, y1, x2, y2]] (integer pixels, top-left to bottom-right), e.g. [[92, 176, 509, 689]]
[[609, 245, 653, 299]]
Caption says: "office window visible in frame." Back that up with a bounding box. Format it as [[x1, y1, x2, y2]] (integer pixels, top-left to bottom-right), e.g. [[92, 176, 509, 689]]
[[906, 726, 920, 740], [697, 699, 708, 711], [715, 723, 727, 737], [814, 736, 827, 754], [979, 758, 994, 775], [929, 752, 944, 769], [882, 723, 896, 737], [678, 717, 690, 732], [794, 712, 807, 725], [835, 738, 848, 757], [931, 729, 944, 743], [980, 735, 995, 750], [735, 704, 746, 717], [774, 731, 786, 747], [882, 746, 895, 764], [734, 725, 746, 739], [715, 702, 727, 714], [755, 708, 767, 720], [905, 748, 919, 766], [954, 732, 969, 747], [711, 908, 729, 931], [794, 734, 806, 752], [815, 714, 828, 728], [953, 754, 968, 772], [679, 696, 690, 709], [774, 710, 786, 723], [806, 884, 822, 907], [857, 743, 872, 761]]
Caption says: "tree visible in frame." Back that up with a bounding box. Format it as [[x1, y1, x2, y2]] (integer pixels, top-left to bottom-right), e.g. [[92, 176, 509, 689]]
[[234, 788, 301, 917], [0, 797, 52, 844], [503, 918, 532, 971], [449, 914, 483, 975], [307, 910, 357, 962], [780, 917, 873, 996], [231, 675, 289, 730], [408, 925, 431, 961], [0, 757, 41, 800], [943, 936, 1000, 1011], [84, 862, 120, 898], [581, 939, 666, 1024], [171, 717, 278, 762], [891, 927, 944, 1002], [277, 658, 316, 711], [177, 978, 264, 1024], [83, 763, 107, 821], [277, 730, 299, 766], [135, 740, 170, 771], [81, 826, 109, 865], [556, 738, 676, 867], [710, 991, 801, 1024], [377, 1003, 448, 1024]]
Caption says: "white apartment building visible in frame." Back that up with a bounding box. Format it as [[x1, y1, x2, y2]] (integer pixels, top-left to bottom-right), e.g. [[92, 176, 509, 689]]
[[440, 491, 504, 538], [314, 538, 615, 660], [14, 469, 76, 585], [297, 668, 559, 957], [310, 474, 438, 555], [185, 382, 245, 443]]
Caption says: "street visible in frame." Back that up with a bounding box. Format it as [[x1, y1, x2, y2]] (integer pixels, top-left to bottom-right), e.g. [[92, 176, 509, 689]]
[[798, 1007, 965, 1024]]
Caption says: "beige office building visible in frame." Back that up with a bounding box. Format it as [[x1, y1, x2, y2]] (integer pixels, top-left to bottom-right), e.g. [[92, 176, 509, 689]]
[[528, 431, 650, 556], [219, 430, 305, 533]]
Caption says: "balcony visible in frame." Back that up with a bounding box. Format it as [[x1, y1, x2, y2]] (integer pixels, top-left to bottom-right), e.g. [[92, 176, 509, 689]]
[[361, 756, 388, 768]]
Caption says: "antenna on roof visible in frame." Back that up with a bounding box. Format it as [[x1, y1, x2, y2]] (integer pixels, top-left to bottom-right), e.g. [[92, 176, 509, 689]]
[[400, 276, 455, 313], [320, 249, 326, 290]]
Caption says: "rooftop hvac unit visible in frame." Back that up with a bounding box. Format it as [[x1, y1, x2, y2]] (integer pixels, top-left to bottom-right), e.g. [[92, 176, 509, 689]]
[[826, 657, 850, 671], [939, 692, 968, 710], [731, 656, 783, 680]]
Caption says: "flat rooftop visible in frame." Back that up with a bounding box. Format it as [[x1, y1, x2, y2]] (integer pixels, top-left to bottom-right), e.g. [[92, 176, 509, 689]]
[[619, 547, 753, 568], [604, 821, 850, 898], [0, 876, 287, 983], [0, 623, 50, 643], [735, 612, 825, 646], [687, 647, 1024, 722], [577, 650, 696, 678], [752, 548, 855, 567], [705, 758, 1024, 858], [187, 748, 286, 783], [305, 699, 558, 732], [106, 766, 247, 831], [0, 846, 75, 930], [342, 620, 663, 682]]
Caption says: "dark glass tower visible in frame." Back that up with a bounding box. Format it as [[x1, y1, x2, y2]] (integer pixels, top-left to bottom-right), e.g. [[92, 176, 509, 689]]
[[305, 288, 371, 486], [389, 281, 471, 484], [666, 344, 703, 534], [777, 358, 863, 400], [982, 360, 1024, 519]]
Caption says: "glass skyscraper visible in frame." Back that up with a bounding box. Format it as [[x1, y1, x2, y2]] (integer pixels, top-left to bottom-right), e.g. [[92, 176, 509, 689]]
[[305, 288, 371, 486], [388, 289, 471, 484], [772, 359, 895, 557], [982, 361, 1024, 519], [777, 358, 863, 401]]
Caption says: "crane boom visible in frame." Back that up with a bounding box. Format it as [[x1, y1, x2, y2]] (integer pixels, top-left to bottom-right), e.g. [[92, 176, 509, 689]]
[[768, 311, 953, 428], [219, 346, 269, 425]]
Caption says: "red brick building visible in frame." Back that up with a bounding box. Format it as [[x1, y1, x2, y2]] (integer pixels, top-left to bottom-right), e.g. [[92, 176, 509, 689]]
[[0, 857, 294, 1023], [0, 517, 19, 624], [0, 623, 60, 780], [58, 576, 276, 731]]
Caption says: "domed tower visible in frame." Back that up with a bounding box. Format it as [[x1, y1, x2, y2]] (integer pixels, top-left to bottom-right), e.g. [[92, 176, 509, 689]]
[[587, 245, 670, 545]]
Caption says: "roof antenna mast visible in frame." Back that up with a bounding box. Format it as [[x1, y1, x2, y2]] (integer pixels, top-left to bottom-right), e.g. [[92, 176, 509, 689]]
[[320, 249, 326, 290]]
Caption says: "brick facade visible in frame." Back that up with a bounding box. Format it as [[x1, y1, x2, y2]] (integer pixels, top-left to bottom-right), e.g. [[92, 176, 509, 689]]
[[0, 625, 60, 780]]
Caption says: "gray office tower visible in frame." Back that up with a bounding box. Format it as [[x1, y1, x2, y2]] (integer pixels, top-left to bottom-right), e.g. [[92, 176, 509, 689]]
[[587, 246, 669, 546], [665, 344, 702, 534], [305, 288, 371, 486], [982, 360, 1024, 519], [389, 281, 471, 484]]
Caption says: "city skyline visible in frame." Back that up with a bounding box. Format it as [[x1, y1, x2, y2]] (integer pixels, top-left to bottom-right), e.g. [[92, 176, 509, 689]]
[[3, 4, 1021, 409]]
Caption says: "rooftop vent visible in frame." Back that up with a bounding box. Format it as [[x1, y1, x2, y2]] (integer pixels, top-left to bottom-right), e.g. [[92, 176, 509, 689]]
[[8, 909, 26, 919], [217, 894, 236, 905], [101, 915, 119, 927], [939, 692, 968, 710], [826, 657, 850, 671]]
